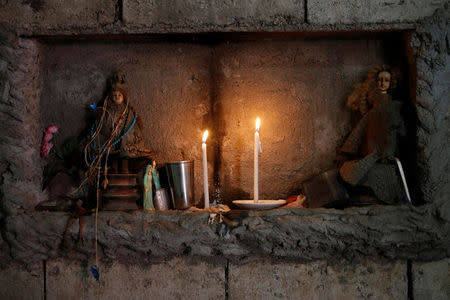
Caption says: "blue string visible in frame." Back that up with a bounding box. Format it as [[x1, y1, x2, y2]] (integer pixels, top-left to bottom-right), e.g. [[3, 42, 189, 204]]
[[90, 112, 138, 151]]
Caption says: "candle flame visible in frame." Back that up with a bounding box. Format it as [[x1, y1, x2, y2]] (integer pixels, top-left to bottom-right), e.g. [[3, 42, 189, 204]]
[[255, 117, 261, 131], [202, 130, 209, 143]]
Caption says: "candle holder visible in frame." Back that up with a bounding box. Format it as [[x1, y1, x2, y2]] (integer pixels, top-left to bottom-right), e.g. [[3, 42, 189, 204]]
[[231, 117, 287, 210], [232, 199, 286, 210]]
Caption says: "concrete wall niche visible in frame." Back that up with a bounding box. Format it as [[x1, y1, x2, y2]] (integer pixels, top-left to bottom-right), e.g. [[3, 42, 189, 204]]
[[38, 31, 413, 205]]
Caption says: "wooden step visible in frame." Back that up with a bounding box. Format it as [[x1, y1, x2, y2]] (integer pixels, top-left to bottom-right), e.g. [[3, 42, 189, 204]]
[[105, 174, 138, 186], [102, 198, 139, 211], [101, 173, 141, 211], [105, 183, 140, 189], [102, 188, 140, 200]]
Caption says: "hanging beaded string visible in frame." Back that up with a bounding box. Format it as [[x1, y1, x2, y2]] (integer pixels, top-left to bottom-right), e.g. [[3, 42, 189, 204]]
[[69, 96, 109, 197], [89, 95, 129, 275], [70, 93, 130, 195], [90, 112, 137, 151], [76, 96, 130, 186], [69, 92, 131, 279]]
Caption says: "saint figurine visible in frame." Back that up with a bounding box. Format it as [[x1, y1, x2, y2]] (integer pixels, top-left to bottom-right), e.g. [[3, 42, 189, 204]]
[[91, 70, 151, 159], [143, 164, 154, 210], [339, 65, 408, 204], [85, 70, 153, 192]]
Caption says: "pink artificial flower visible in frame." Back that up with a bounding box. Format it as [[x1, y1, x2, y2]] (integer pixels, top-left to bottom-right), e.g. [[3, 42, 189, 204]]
[[40, 125, 58, 158], [40, 142, 53, 158], [42, 132, 52, 144], [46, 125, 58, 134]]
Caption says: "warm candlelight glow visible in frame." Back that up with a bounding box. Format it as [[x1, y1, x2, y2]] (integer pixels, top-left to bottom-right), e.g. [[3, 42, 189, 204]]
[[255, 117, 261, 131], [202, 130, 209, 143]]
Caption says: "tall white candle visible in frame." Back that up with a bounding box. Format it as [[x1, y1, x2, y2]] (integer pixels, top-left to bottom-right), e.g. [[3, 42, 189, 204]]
[[254, 118, 261, 203], [202, 130, 209, 209]]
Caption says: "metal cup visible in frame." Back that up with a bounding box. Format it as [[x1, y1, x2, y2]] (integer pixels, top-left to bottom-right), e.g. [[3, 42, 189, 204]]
[[165, 161, 195, 209], [154, 188, 170, 210]]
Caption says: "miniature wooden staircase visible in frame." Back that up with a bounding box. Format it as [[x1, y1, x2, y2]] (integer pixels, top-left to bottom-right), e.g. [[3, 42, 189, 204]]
[[101, 174, 141, 210]]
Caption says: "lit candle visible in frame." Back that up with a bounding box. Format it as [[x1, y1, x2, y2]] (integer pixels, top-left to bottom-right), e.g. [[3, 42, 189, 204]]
[[254, 118, 262, 203], [202, 130, 209, 209]]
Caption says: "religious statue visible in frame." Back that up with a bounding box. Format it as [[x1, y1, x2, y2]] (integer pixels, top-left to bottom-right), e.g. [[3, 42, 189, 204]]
[[90, 71, 151, 160], [143, 164, 154, 210], [339, 65, 409, 204], [85, 70, 153, 200]]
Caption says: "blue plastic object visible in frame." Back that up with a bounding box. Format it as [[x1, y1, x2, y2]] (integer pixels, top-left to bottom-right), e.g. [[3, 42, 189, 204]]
[[90, 265, 100, 281]]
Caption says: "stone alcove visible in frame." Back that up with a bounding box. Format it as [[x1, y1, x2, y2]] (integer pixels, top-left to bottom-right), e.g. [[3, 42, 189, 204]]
[[39, 31, 415, 206], [1, 26, 448, 264]]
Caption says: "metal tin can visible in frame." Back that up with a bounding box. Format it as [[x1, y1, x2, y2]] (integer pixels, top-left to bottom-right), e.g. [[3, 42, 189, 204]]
[[165, 161, 195, 209]]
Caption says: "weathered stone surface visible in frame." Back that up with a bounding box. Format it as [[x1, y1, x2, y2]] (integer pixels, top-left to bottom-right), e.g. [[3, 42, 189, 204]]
[[0, 31, 45, 213], [3, 204, 450, 264], [0, 230, 12, 266], [412, 258, 450, 300], [0, 0, 115, 33], [39, 36, 400, 205], [0, 0, 447, 279], [214, 38, 395, 202], [229, 259, 406, 299], [123, 0, 304, 31], [47, 257, 225, 299], [309, 0, 447, 25], [411, 7, 450, 205], [0, 0, 445, 35], [0, 262, 43, 300], [40, 41, 211, 206]]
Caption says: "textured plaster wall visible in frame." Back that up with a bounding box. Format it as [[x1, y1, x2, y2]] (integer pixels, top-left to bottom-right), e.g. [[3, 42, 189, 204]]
[[0, 0, 115, 32], [212, 37, 407, 202], [123, 0, 305, 28], [1, 257, 449, 300], [40, 41, 212, 205], [0, 29, 44, 215], [309, 0, 447, 24], [1, 0, 446, 35], [412, 11, 450, 206], [39, 36, 404, 204]]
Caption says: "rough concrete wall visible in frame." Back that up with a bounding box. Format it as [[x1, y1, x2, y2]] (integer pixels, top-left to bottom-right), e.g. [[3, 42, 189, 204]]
[[40, 37, 400, 204], [0, 0, 303, 35], [309, 0, 447, 24], [123, 0, 305, 30], [0, 0, 446, 35], [0, 0, 448, 278], [412, 258, 450, 300], [412, 8, 450, 208], [229, 259, 407, 299], [0, 0, 116, 33], [46, 257, 226, 300], [40, 41, 212, 205], [3, 206, 449, 264], [214, 38, 400, 202], [0, 261, 43, 300], [0, 26, 45, 215], [2, 257, 449, 300]]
